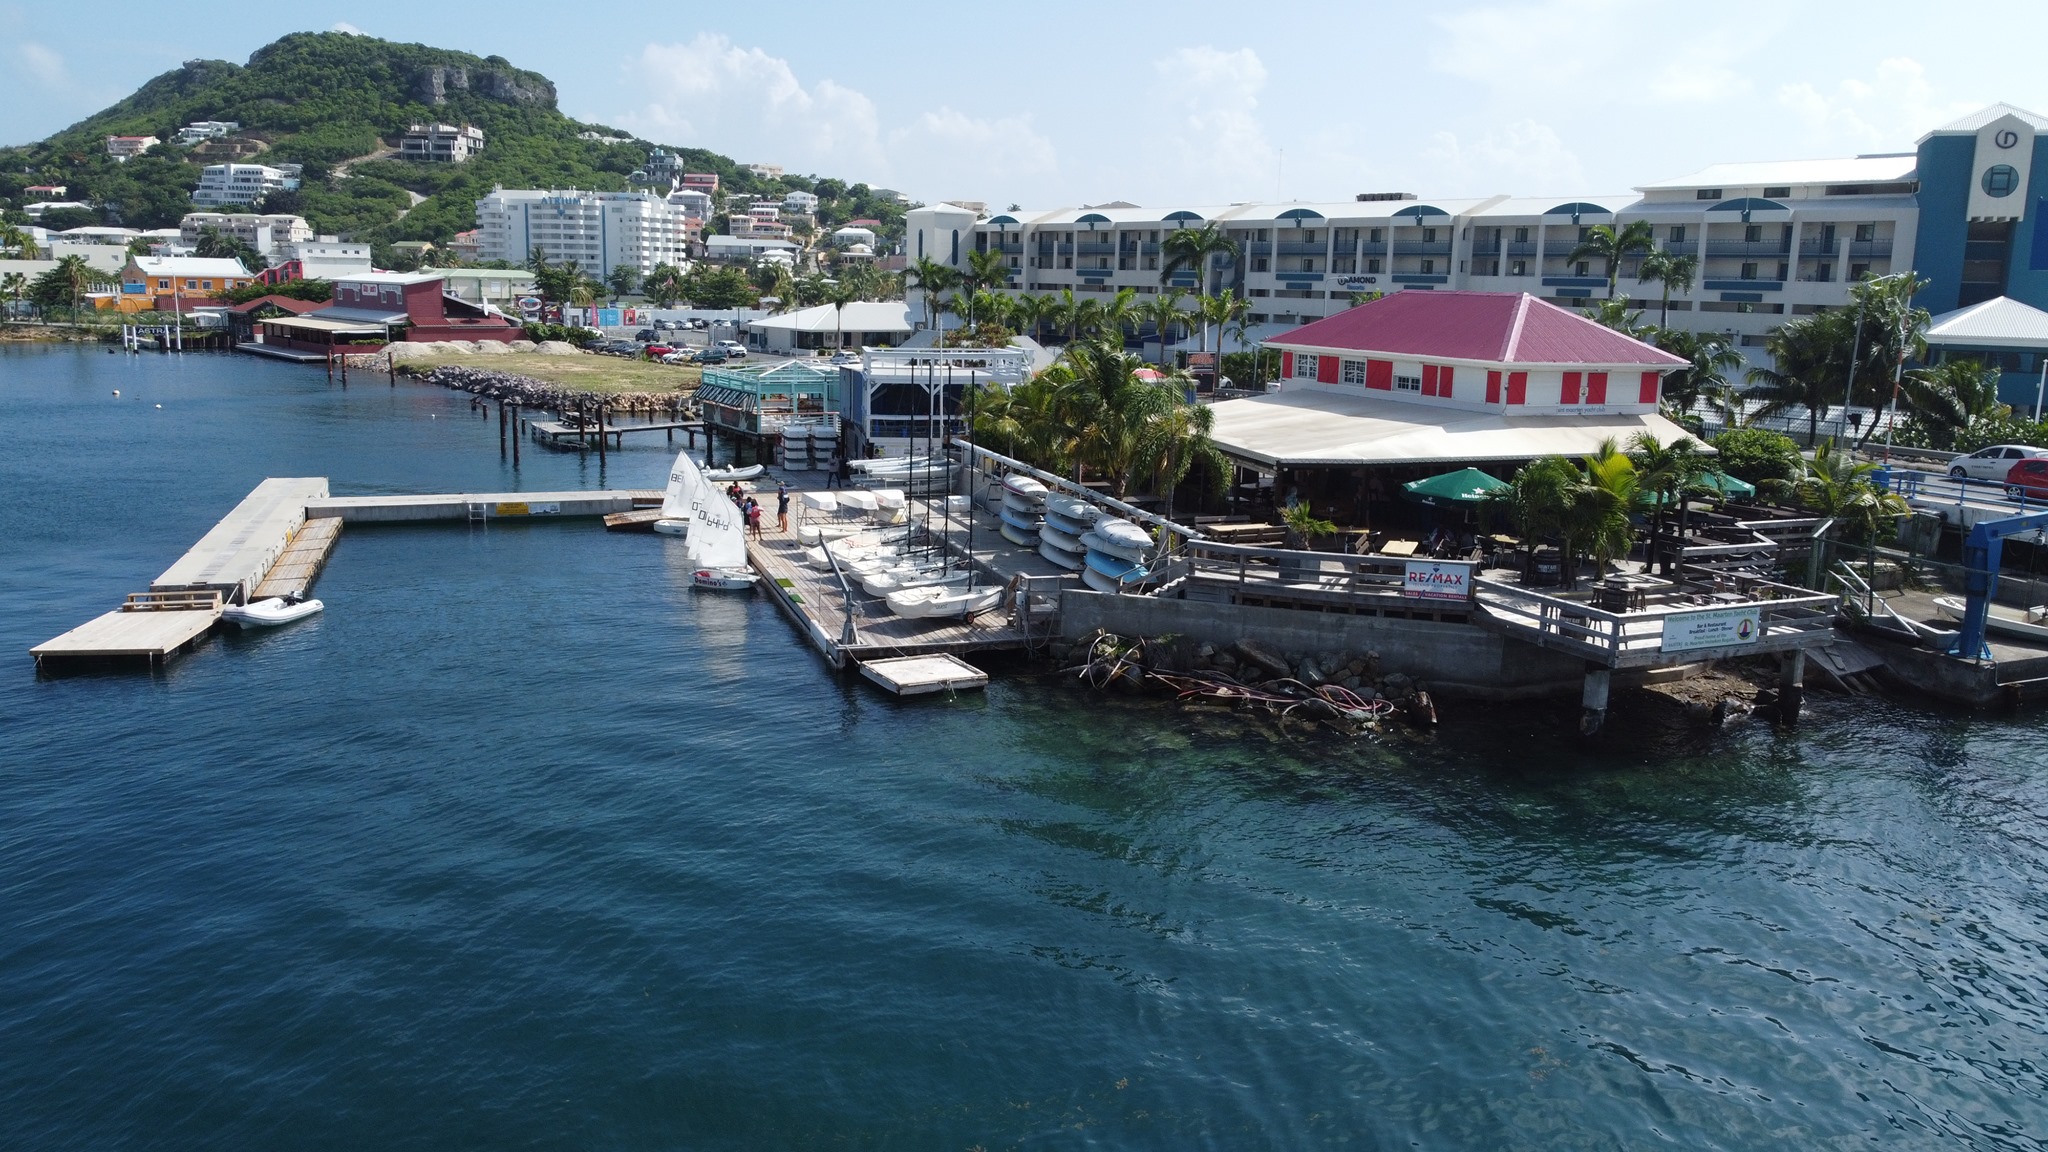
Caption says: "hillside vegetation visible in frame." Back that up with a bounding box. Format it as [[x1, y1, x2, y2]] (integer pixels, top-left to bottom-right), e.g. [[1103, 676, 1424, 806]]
[[1, 32, 907, 262]]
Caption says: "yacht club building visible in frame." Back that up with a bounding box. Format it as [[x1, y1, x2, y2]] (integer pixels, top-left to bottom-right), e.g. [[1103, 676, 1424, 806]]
[[907, 102, 2048, 402]]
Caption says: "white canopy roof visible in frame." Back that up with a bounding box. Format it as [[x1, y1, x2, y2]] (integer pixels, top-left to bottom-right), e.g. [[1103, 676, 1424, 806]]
[[748, 301, 913, 334], [1925, 296, 2048, 350], [1209, 388, 1699, 468], [1636, 154, 1917, 192]]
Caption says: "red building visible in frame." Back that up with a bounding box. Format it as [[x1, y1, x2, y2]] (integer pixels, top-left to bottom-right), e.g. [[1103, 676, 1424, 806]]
[[251, 272, 520, 359]]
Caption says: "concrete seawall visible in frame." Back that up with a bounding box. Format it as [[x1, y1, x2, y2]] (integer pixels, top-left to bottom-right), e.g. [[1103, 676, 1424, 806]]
[[1058, 589, 1590, 700]]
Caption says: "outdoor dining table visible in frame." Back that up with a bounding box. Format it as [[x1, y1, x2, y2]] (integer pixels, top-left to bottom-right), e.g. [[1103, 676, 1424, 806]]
[[1377, 539, 1420, 557]]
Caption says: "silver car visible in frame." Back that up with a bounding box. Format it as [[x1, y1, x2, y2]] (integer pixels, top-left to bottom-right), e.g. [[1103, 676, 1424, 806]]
[[1948, 444, 2048, 481]]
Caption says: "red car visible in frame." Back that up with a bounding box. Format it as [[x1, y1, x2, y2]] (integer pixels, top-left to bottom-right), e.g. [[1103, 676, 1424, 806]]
[[2006, 457, 2048, 500], [642, 344, 676, 359]]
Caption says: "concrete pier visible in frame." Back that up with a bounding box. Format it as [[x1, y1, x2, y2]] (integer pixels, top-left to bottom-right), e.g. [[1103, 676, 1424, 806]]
[[304, 490, 660, 523]]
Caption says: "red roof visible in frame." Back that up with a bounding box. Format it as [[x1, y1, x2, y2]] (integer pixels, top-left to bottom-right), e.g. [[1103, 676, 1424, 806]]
[[228, 295, 326, 314], [1273, 291, 1686, 368]]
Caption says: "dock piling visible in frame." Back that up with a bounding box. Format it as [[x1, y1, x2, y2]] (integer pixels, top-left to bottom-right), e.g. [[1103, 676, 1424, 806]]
[[1779, 649, 1805, 724], [1579, 666, 1611, 737], [511, 404, 521, 468], [499, 402, 507, 457]]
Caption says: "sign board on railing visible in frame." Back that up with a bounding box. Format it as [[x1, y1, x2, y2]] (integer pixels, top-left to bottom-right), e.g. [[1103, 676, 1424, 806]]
[[1402, 559, 1474, 601], [1661, 606, 1761, 652]]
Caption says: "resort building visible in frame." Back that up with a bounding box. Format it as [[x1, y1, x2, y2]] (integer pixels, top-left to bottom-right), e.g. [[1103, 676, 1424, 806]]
[[907, 102, 2048, 404], [704, 235, 799, 263], [666, 187, 714, 223], [257, 238, 373, 284], [400, 123, 484, 164], [783, 190, 820, 215], [105, 135, 159, 161], [1210, 290, 1691, 523], [746, 163, 785, 180], [473, 188, 693, 279], [179, 212, 315, 259], [190, 164, 302, 208]]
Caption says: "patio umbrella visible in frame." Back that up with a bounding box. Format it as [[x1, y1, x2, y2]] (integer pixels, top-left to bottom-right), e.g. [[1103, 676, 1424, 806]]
[[1401, 467, 1509, 506], [1697, 470, 1756, 499]]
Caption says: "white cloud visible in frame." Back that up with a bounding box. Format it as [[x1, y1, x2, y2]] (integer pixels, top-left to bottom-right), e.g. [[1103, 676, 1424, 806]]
[[1423, 119, 1585, 193], [1430, 0, 1628, 86], [1138, 46, 1277, 201], [1775, 57, 1980, 148], [615, 35, 1054, 201], [16, 41, 70, 88], [330, 22, 363, 35]]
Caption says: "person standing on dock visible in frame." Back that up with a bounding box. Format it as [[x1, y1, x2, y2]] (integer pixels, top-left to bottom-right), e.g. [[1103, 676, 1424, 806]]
[[776, 482, 790, 533], [746, 499, 764, 540]]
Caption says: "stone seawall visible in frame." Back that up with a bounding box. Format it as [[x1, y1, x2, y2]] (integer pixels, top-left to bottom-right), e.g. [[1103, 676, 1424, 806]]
[[1057, 589, 1590, 701]]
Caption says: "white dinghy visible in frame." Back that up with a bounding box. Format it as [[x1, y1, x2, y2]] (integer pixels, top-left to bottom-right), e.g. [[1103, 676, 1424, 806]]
[[885, 585, 1005, 619], [704, 463, 766, 482], [223, 596, 324, 628]]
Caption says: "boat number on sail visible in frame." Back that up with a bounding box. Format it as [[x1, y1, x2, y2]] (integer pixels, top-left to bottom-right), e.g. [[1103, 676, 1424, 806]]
[[1661, 606, 1762, 652], [494, 502, 560, 516], [1402, 560, 1473, 601]]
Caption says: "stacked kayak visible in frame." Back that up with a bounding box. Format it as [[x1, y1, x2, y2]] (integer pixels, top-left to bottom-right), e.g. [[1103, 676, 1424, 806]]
[[999, 474, 1047, 547], [1079, 517, 1152, 593], [1038, 493, 1095, 571]]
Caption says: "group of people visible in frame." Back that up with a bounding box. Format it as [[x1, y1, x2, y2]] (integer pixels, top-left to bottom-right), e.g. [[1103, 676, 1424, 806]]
[[724, 481, 794, 539]]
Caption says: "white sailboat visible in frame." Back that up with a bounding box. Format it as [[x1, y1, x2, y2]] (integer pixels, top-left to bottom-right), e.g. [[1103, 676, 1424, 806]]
[[664, 447, 759, 590], [653, 447, 694, 536]]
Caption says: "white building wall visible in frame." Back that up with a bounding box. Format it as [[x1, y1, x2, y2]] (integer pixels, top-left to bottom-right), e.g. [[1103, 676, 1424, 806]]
[[475, 189, 692, 278]]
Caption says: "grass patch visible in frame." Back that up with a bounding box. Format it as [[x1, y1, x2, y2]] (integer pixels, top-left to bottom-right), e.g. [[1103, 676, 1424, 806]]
[[405, 352, 702, 394]]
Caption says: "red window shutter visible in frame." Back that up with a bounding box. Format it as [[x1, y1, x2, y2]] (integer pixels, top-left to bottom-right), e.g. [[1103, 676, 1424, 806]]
[[1422, 364, 1439, 396], [1281, 351, 1293, 379], [1639, 371, 1660, 405], [1317, 354, 1339, 384], [1561, 371, 1582, 404], [1506, 372, 1528, 404], [1486, 370, 1502, 404], [1366, 359, 1392, 390], [1439, 366, 1454, 398], [1586, 372, 1607, 404]]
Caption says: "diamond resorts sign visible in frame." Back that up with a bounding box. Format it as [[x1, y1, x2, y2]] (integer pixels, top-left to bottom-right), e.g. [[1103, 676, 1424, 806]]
[[1661, 606, 1763, 653], [1402, 560, 1474, 601]]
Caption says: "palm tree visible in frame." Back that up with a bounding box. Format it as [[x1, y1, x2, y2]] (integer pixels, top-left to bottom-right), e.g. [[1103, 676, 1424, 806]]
[[1137, 291, 1189, 365], [1041, 337, 1211, 497], [1573, 438, 1641, 580], [1137, 385, 1228, 519], [1746, 313, 1846, 445], [1636, 249, 1698, 329], [50, 253, 94, 313], [1046, 289, 1079, 345], [0, 222, 40, 259], [1581, 295, 1647, 337], [1160, 222, 1240, 298], [1095, 287, 1140, 345], [1653, 329, 1744, 418], [963, 248, 1010, 300], [905, 257, 958, 332], [1566, 220, 1656, 297], [1902, 358, 2006, 447], [1628, 432, 1708, 575], [1, 272, 25, 318], [1766, 443, 1910, 579], [827, 278, 861, 351], [1010, 293, 1052, 343], [643, 263, 687, 307]]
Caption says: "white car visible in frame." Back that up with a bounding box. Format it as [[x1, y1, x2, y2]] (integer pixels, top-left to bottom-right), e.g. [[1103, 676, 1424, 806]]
[[714, 340, 749, 358], [1948, 444, 2048, 482]]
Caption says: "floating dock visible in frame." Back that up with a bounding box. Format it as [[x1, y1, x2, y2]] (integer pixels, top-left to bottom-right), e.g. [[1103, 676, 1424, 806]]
[[153, 477, 327, 601], [303, 490, 661, 523], [251, 516, 343, 600], [31, 590, 224, 670], [859, 654, 989, 695]]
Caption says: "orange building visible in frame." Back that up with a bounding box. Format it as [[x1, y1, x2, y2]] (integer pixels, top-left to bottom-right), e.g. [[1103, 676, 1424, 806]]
[[121, 255, 256, 311]]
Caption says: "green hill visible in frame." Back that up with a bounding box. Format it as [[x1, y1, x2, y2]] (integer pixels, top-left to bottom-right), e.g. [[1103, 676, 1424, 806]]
[[0, 31, 906, 261]]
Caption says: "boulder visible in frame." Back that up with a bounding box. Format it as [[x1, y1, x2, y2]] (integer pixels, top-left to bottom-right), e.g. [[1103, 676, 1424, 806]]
[[537, 340, 581, 355], [1233, 638, 1292, 679], [506, 339, 538, 352], [1381, 672, 1414, 697], [472, 340, 512, 355]]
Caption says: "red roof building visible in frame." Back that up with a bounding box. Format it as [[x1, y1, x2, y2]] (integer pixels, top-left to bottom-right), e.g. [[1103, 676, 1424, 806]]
[[1210, 292, 1698, 473], [1269, 291, 1687, 414]]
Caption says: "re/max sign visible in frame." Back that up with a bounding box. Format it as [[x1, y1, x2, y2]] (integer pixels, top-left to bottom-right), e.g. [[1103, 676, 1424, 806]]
[[1402, 561, 1473, 601]]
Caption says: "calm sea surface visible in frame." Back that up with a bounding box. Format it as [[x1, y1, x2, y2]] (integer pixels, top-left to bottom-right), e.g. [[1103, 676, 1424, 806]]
[[2, 344, 2046, 1150]]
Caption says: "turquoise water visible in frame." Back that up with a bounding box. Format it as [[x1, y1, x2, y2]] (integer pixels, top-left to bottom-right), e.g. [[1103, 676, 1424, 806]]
[[3, 345, 2046, 1149]]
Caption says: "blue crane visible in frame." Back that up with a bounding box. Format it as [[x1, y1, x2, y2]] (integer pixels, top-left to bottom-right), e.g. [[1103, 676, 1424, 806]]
[[1948, 508, 2048, 659]]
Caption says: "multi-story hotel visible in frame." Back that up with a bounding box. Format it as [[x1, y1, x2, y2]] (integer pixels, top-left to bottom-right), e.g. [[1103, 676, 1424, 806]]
[[905, 103, 2048, 400], [190, 163, 302, 208], [473, 188, 694, 279]]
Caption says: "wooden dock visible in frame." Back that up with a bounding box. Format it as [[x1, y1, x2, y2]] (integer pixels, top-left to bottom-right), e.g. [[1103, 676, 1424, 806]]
[[251, 517, 342, 600], [153, 477, 328, 600], [32, 591, 223, 670], [304, 489, 661, 523]]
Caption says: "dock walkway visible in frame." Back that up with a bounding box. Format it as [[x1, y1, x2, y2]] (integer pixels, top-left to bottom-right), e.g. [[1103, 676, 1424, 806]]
[[32, 591, 224, 670], [252, 517, 343, 600]]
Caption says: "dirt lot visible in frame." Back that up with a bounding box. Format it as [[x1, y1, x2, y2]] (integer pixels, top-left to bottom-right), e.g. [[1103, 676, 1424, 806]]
[[400, 351, 703, 394]]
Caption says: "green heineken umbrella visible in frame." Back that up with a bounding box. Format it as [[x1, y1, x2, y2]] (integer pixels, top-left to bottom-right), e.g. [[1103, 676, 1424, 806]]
[[1401, 467, 1509, 505], [1698, 470, 1756, 499]]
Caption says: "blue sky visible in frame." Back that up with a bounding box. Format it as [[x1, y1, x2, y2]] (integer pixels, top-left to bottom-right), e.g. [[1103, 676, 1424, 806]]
[[6, 0, 2047, 207]]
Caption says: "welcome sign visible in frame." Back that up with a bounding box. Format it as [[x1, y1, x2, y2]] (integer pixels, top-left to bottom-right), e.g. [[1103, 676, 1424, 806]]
[[1402, 560, 1474, 601], [1661, 606, 1762, 652]]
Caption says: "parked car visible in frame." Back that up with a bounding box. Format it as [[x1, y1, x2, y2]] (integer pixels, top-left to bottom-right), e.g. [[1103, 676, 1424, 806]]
[[714, 340, 749, 358], [634, 328, 657, 342], [1949, 443, 2048, 481], [2006, 457, 2048, 500], [696, 348, 731, 365], [643, 344, 676, 359], [660, 350, 695, 365]]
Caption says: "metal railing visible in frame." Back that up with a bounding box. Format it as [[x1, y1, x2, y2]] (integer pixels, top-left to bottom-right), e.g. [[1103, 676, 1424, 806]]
[[1178, 537, 1423, 604], [1471, 570, 1836, 667]]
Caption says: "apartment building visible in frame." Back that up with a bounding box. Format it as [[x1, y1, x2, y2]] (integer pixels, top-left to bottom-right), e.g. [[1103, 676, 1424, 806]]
[[400, 123, 484, 164], [179, 212, 315, 259], [191, 164, 302, 208], [473, 188, 693, 278]]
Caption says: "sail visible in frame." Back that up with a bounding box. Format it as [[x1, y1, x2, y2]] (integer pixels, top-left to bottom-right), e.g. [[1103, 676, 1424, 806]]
[[659, 446, 698, 517], [678, 453, 749, 569]]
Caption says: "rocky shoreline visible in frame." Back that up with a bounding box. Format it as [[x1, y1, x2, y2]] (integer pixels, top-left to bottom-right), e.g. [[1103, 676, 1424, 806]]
[[341, 351, 696, 414]]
